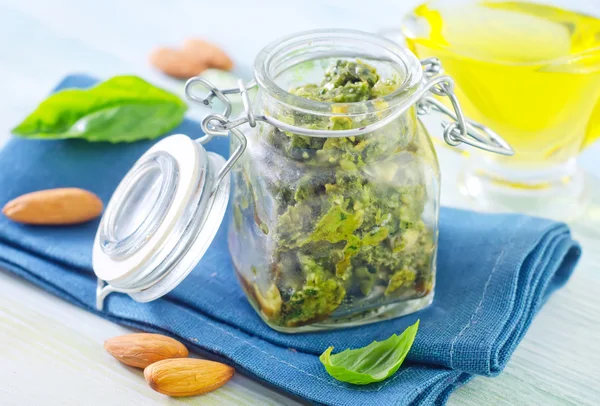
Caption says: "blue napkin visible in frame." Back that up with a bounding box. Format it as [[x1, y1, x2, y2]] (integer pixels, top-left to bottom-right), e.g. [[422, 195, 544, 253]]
[[0, 75, 581, 406]]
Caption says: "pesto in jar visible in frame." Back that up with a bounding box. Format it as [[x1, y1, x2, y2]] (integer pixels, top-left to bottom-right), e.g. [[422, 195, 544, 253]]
[[234, 59, 435, 328]]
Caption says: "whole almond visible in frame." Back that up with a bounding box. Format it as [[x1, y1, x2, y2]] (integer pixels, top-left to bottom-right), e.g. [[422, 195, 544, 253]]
[[144, 358, 235, 397], [150, 48, 208, 79], [2, 188, 103, 225], [183, 39, 234, 71], [104, 333, 188, 369]]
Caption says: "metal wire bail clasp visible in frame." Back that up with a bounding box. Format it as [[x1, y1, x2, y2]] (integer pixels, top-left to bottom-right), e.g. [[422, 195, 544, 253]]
[[184, 77, 258, 143], [184, 77, 259, 191], [417, 58, 514, 156]]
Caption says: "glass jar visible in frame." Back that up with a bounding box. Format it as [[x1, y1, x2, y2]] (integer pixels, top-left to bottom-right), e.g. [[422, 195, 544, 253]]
[[228, 31, 441, 332], [92, 29, 512, 333]]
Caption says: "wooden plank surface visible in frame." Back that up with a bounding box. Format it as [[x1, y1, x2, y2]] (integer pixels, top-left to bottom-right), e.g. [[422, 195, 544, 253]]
[[0, 271, 304, 405], [1, 0, 599, 404]]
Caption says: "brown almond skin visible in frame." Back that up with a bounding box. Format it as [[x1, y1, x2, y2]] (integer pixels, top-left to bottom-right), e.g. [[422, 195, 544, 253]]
[[149, 47, 208, 78], [144, 358, 235, 397], [2, 188, 103, 225], [104, 333, 189, 369], [183, 38, 234, 71]]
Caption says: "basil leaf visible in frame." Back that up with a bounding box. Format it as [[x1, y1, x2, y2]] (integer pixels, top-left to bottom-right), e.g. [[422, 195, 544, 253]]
[[319, 320, 419, 385], [12, 76, 187, 143]]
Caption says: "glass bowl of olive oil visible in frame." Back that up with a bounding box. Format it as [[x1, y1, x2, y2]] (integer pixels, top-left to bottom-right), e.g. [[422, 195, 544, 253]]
[[401, 0, 600, 220]]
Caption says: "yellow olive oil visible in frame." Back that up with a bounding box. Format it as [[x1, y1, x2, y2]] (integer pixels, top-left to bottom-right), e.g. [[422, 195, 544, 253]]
[[404, 1, 600, 168]]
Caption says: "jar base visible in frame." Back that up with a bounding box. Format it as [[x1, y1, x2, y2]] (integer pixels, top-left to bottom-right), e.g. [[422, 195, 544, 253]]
[[231, 222, 436, 333], [290, 292, 434, 333], [245, 283, 434, 334]]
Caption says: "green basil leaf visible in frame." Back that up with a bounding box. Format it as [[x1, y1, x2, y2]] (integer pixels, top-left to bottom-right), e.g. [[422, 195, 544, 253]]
[[319, 320, 419, 385], [12, 75, 187, 143]]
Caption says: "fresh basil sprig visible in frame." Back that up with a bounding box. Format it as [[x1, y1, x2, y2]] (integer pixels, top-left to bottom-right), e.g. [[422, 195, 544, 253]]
[[319, 320, 419, 385], [12, 76, 187, 143]]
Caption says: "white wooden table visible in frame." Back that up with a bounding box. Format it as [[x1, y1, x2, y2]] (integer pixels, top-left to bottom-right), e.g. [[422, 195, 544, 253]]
[[1, 1, 599, 404]]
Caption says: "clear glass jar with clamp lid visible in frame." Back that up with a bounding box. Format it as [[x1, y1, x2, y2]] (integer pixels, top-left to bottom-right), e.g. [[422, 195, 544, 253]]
[[92, 29, 513, 333]]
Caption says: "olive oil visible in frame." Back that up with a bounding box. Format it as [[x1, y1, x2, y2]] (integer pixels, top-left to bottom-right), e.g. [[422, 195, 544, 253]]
[[404, 1, 600, 168]]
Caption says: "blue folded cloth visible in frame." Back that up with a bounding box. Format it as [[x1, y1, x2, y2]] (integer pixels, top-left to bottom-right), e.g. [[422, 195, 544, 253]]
[[0, 75, 581, 405]]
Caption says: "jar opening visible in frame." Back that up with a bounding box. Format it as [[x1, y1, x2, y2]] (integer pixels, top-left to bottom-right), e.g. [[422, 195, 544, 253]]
[[253, 29, 424, 117]]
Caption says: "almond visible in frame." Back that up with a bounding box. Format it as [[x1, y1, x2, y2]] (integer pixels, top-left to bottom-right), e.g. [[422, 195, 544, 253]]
[[150, 39, 233, 79], [183, 39, 234, 71], [104, 333, 188, 369], [144, 358, 235, 397], [2, 187, 103, 225], [149, 48, 208, 79]]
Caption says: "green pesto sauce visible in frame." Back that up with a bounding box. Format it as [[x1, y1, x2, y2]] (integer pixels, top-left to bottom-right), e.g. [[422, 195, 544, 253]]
[[290, 59, 400, 103], [238, 59, 434, 328]]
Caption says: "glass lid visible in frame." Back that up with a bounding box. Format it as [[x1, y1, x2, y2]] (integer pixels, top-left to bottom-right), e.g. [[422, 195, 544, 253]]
[[92, 134, 230, 306]]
